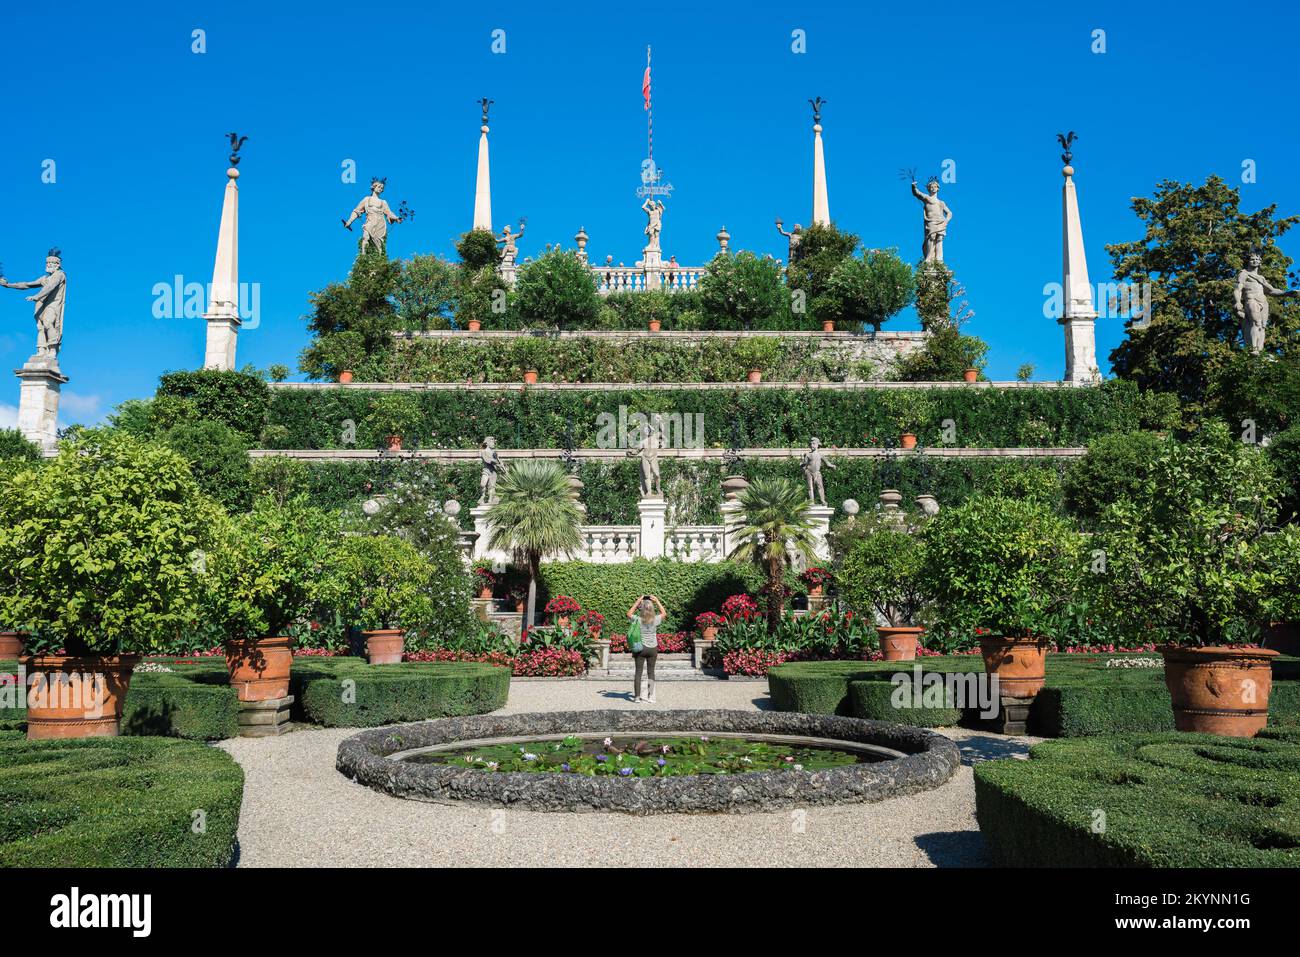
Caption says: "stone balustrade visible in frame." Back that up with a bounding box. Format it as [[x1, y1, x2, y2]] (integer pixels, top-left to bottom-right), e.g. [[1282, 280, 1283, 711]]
[[666, 526, 726, 562], [577, 525, 642, 563]]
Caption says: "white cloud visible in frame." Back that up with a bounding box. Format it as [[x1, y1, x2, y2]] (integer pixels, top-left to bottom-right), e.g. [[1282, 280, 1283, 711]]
[[0, 403, 17, 430], [58, 391, 104, 423]]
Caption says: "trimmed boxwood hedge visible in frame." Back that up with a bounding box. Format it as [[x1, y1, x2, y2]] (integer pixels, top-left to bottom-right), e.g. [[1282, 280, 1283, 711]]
[[0, 732, 243, 867], [768, 655, 1300, 734], [850, 677, 961, 727], [538, 559, 765, 633], [263, 379, 1173, 451], [973, 728, 1300, 867], [291, 659, 509, 727]]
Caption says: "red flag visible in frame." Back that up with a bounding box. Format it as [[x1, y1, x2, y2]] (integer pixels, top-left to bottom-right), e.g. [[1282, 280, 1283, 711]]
[[642, 65, 651, 110]]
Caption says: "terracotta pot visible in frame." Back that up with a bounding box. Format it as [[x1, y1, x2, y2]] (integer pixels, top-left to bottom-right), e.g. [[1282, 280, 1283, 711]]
[[0, 632, 25, 659], [747, 369, 762, 383], [467, 319, 482, 332], [963, 368, 978, 383], [387, 435, 402, 451], [21, 654, 141, 740], [878, 626, 923, 661], [338, 370, 354, 384], [648, 319, 661, 332], [523, 370, 539, 385], [478, 586, 494, 601], [822, 320, 835, 333], [701, 626, 719, 641], [1262, 622, 1300, 657], [900, 432, 918, 450], [980, 635, 1050, 698], [225, 636, 293, 702], [1161, 645, 1279, 737], [364, 628, 405, 665], [807, 585, 824, 598]]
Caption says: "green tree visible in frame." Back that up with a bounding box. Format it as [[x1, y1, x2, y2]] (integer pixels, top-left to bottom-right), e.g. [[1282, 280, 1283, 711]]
[[727, 477, 818, 633], [0, 433, 223, 655], [0, 429, 41, 461], [512, 249, 600, 330], [696, 251, 785, 330], [300, 251, 402, 380], [785, 222, 859, 309], [819, 248, 915, 331], [457, 229, 500, 271], [1107, 175, 1300, 419], [395, 253, 459, 331], [486, 459, 584, 628], [895, 324, 989, 381], [323, 534, 435, 632], [1062, 430, 1168, 526], [839, 516, 927, 627], [159, 420, 254, 512]]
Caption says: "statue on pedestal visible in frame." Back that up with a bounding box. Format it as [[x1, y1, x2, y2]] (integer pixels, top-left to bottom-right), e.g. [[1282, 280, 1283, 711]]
[[0, 248, 66, 364], [342, 177, 403, 255], [479, 436, 504, 504], [775, 219, 803, 263], [1235, 251, 1297, 354], [641, 198, 664, 252], [497, 219, 526, 268], [801, 437, 836, 506], [910, 177, 952, 263], [629, 420, 662, 497]]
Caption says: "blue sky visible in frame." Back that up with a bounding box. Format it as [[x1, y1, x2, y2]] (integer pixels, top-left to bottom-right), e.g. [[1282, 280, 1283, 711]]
[[2, 0, 1297, 428]]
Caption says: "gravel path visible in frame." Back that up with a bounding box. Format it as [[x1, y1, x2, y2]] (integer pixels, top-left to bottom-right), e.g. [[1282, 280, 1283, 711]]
[[218, 679, 1035, 867]]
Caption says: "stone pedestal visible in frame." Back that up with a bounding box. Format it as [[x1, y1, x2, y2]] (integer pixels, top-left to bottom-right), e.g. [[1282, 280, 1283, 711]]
[[983, 695, 1035, 736], [203, 315, 241, 371], [237, 694, 294, 737], [692, 638, 717, 670], [471, 597, 493, 622], [590, 639, 611, 670], [638, 496, 667, 558], [470, 504, 493, 561], [807, 505, 834, 562], [641, 246, 663, 291], [1063, 317, 1101, 384], [720, 498, 745, 557], [14, 356, 67, 451]]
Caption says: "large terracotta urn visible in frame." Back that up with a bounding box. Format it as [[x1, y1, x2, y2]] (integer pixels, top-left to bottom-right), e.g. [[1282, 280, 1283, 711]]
[[1161, 645, 1279, 737], [364, 629, 405, 665], [21, 654, 140, 740], [225, 636, 293, 702], [980, 635, 1050, 698], [878, 626, 923, 662]]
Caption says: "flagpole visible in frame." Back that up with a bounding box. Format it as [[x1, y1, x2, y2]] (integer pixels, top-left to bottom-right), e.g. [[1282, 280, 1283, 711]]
[[646, 44, 652, 167]]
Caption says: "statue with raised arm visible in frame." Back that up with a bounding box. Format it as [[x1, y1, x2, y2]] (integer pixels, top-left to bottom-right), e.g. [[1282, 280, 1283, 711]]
[[479, 436, 504, 504], [342, 177, 403, 255], [628, 419, 662, 497], [775, 219, 803, 263], [0, 248, 66, 364], [801, 437, 836, 506], [910, 177, 953, 263], [496, 219, 526, 268], [1235, 251, 1298, 354], [642, 198, 664, 252]]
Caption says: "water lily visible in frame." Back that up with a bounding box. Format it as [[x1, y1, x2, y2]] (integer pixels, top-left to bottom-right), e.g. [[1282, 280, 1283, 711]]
[[596, 754, 607, 763], [603, 737, 613, 747], [486, 761, 499, 770], [657, 758, 666, 767], [792, 764, 803, 771], [523, 752, 538, 761], [619, 767, 633, 776]]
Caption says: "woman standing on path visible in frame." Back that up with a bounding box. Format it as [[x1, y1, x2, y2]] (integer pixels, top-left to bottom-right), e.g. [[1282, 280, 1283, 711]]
[[625, 594, 667, 703]]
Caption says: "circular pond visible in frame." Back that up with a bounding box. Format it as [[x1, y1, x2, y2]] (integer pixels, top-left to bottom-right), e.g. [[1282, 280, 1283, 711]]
[[337, 710, 961, 814]]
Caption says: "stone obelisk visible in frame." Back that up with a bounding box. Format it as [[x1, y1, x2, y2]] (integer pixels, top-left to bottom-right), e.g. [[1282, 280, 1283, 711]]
[[1058, 134, 1100, 384], [203, 135, 244, 371], [473, 98, 493, 232], [811, 97, 830, 227]]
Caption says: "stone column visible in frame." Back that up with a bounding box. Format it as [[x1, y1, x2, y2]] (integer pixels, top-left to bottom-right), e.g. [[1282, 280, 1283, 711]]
[[1061, 161, 1100, 384], [638, 496, 667, 558], [470, 504, 493, 561], [203, 165, 241, 371], [14, 357, 67, 451], [807, 504, 834, 562], [720, 496, 745, 558]]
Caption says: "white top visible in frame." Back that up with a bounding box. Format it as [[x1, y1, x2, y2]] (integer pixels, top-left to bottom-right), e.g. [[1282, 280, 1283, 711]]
[[635, 614, 663, 648]]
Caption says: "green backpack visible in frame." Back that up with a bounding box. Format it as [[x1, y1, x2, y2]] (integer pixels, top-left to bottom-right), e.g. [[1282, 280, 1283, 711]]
[[626, 617, 644, 654]]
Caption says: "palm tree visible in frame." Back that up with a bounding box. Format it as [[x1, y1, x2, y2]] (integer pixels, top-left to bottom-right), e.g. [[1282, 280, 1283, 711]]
[[728, 476, 818, 633], [485, 459, 583, 630]]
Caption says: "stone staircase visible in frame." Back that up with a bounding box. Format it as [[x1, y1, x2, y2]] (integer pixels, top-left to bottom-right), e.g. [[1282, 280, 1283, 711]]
[[590, 652, 722, 681]]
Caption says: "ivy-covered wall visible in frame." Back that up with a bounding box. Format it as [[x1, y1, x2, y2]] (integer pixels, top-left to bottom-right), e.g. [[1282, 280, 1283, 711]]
[[261, 379, 1177, 451]]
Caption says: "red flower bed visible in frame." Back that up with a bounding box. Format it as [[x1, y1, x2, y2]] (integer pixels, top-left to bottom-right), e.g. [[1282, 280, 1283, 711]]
[[609, 631, 690, 654], [404, 647, 586, 677], [721, 594, 760, 621], [544, 595, 582, 616], [722, 648, 793, 676]]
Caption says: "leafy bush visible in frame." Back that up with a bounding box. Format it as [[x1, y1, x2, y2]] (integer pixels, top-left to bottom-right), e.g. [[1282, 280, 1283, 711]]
[[120, 664, 242, 739], [0, 434, 222, 656], [695, 252, 786, 330], [324, 535, 434, 632], [1092, 425, 1282, 646], [155, 369, 270, 440], [786, 222, 860, 312], [0, 429, 40, 461], [299, 253, 402, 380], [819, 249, 914, 331], [895, 324, 989, 382], [839, 517, 927, 626], [0, 735, 243, 867], [205, 498, 335, 641], [159, 420, 253, 511], [1061, 430, 1167, 525], [513, 249, 601, 329], [1266, 424, 1300, 521], [921, 495, 1084, 637], [974, 729, 1300, 867]]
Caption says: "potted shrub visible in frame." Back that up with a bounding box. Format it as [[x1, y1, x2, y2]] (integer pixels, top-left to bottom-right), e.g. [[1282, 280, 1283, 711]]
[[365, 393, 419, 452], [467, 319, 482, 332], [695, 611, 726, 641], [648, 318, 662, 332], [545, 595, 582, 628], [1256, 525, 1300, 657], [799, 566, 832, 598], [889, 392, 936, 451], [577, 609, 605, 638], [1095, 429, 1284, 735], [338, 369, 354, 384], [822, 320, 836, 333], [922, 496, 1084, 695], [735, 337, 779, 384], [840, 518, 928, 660], [962, 368, 978, 383], [206, 498, 334, 701], [472, 561, 496, 601], [512, 336, 546, 385], [325, 534, 434, 665], [0, 435, 221, 738]]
